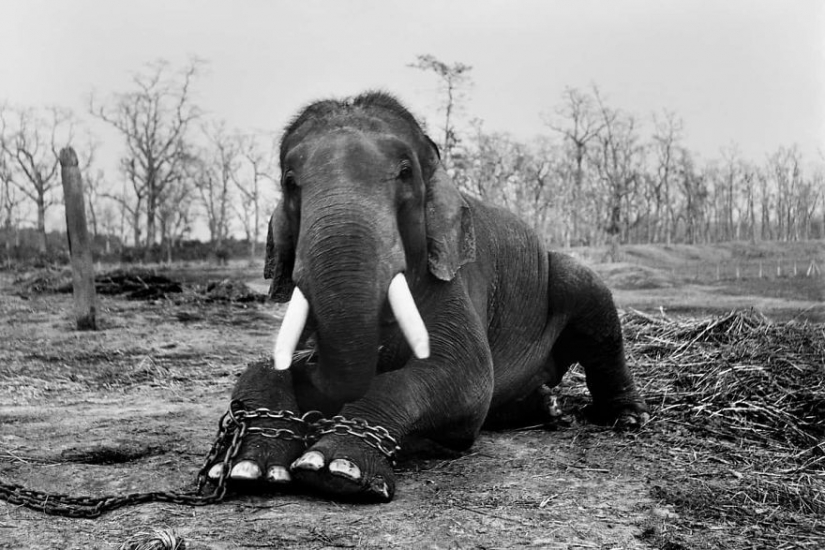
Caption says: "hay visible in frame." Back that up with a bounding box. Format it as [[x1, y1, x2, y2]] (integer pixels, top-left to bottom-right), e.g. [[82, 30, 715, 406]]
[[119, 528, 185, 550], [621, 309, 825, 545], [196, 279, 266, 303]]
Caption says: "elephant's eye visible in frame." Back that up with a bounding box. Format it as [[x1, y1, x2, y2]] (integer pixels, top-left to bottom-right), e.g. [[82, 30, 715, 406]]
[[283, 172, 297, 191], [398, 160, 413, 181]]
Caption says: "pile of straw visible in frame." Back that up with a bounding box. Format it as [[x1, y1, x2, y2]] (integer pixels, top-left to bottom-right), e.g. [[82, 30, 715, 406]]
[[620, 309, 824, 545]]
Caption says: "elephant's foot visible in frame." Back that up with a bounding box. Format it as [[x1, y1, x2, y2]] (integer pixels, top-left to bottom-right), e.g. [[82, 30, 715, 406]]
[[585, 398, 650, 430], [291, 435, 396, 502], [206, 412, 308, 489]]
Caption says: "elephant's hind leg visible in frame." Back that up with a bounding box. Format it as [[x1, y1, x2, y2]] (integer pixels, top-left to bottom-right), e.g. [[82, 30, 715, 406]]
[[549, 255, 648, 428], [553, 325, 647, 428]]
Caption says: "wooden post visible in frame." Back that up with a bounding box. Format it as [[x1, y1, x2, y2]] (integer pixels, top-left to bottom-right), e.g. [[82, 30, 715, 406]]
[[60, 147, 97, 330]]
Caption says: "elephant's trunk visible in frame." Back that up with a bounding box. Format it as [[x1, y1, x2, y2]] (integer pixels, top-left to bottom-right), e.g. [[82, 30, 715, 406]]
[[273, 213, 429, 403], [304, 220, 382, 402]]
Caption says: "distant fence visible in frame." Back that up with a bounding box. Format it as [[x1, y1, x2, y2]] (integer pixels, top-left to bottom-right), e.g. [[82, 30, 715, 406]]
[[668, 258, 822, 282]]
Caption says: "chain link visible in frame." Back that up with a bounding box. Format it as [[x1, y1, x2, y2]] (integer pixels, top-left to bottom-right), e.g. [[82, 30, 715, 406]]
[[0, 406, 400, 517], [312, 415, 402, 464], [0, 411, 246, 518]]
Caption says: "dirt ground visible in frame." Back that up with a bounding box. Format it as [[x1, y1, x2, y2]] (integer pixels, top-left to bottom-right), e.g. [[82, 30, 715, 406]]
[[1, 259, 823, 549]]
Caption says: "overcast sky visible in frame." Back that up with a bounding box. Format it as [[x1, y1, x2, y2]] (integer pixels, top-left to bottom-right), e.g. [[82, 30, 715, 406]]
[[1, 0, 823, 177]]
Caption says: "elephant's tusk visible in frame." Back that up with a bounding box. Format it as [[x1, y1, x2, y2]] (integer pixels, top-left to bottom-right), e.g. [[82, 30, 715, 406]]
[[273, 287, 310, 370], [387, 273, 430, 360]]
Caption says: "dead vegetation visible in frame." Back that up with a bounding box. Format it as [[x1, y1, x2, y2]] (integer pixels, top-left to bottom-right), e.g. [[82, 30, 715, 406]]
[[618, 309, 825, 548], [11, 266, 265, 303]]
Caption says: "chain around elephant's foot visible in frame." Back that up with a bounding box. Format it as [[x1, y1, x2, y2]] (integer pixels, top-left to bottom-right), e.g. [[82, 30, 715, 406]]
[[206, 406, 313, 488], [290, 421, 399, 502]]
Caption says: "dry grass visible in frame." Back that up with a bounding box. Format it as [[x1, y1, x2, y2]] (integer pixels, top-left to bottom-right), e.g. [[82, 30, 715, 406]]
[[620, 309, 825, 548]]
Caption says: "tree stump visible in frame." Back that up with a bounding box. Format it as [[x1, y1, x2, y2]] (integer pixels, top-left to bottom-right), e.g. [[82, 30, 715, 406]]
[[60, 147, 97, 330]]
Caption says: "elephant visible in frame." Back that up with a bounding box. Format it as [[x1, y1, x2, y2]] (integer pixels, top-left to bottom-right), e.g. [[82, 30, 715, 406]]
[[206, 91, 648, 502]]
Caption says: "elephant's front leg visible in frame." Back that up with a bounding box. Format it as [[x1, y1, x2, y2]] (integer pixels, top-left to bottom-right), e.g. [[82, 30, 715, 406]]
[[291, 315, 494, 502], [206, 360, 310, 487]]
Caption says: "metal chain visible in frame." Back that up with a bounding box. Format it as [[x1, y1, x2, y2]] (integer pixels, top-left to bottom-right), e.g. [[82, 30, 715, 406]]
[[312, 415, 402, 464], [0, 406, 302, 518], [227, 406, 402, 463], [0, 406, 399, 517], [0, 411, 245, 518], [226, 403, 322, 443]]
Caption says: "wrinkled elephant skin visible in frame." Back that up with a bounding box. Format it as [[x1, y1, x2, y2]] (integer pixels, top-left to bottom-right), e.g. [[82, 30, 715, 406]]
[[207, 92, 648, 502]]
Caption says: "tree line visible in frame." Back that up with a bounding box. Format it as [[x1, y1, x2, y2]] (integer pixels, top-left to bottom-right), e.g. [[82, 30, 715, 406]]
[[1, 59, 278, 263], [1, 57, 822, 265], [412, 56, 825, 257]]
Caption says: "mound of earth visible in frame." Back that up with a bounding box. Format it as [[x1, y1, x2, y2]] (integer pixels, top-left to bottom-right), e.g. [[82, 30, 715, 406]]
[[193, 279, 267, 303], [593, 262, 676, 289]]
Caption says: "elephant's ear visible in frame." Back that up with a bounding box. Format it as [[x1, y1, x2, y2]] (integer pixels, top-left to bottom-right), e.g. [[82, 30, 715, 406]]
[[264, 203, 296, 302], [425, 165, 477, 281]]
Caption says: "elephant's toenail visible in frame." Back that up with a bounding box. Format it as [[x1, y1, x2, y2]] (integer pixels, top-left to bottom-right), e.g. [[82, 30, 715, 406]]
[[329, 459, 361, 481], [544, 395, 562, 417], [207, 464, 223, 479], [230, 460, 261, 480], [267, 466, 292, 483], [369, 477, 391, 500], [291, 450, 325, 471]]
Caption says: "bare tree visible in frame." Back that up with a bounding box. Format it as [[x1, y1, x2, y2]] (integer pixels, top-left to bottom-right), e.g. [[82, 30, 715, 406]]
[[90, 59, 202, 256], [105, 183, 137, 249], [102, 162, 145, 247], [716, 145, 744, 241], [0, 148, 24, 260], [649, 111, 683, 243], [83, 168, 105, 239], [798, 167, 823, 240], [157, 164, 195, 263], [408, 54, 472, 166], [546, 87, 605, 246], [0, 105, 75, 252], [739, 161, 758, 242], [96, 198, 121, 255], [590, 89, 644, 259], [757, 166, 774, 241], [458, 121, 522, 207], [195, 121, 238, 261], [231, 133, 277, 260], [675, 149, 708, 244], [765, 146, 803, 242]]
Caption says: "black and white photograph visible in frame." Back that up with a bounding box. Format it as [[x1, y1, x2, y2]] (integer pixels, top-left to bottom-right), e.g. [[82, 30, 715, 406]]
[[0, 1, 823, 548]]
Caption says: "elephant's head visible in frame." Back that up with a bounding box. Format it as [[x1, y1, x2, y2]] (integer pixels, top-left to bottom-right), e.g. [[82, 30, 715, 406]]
[[265, 92, 476, 403]]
